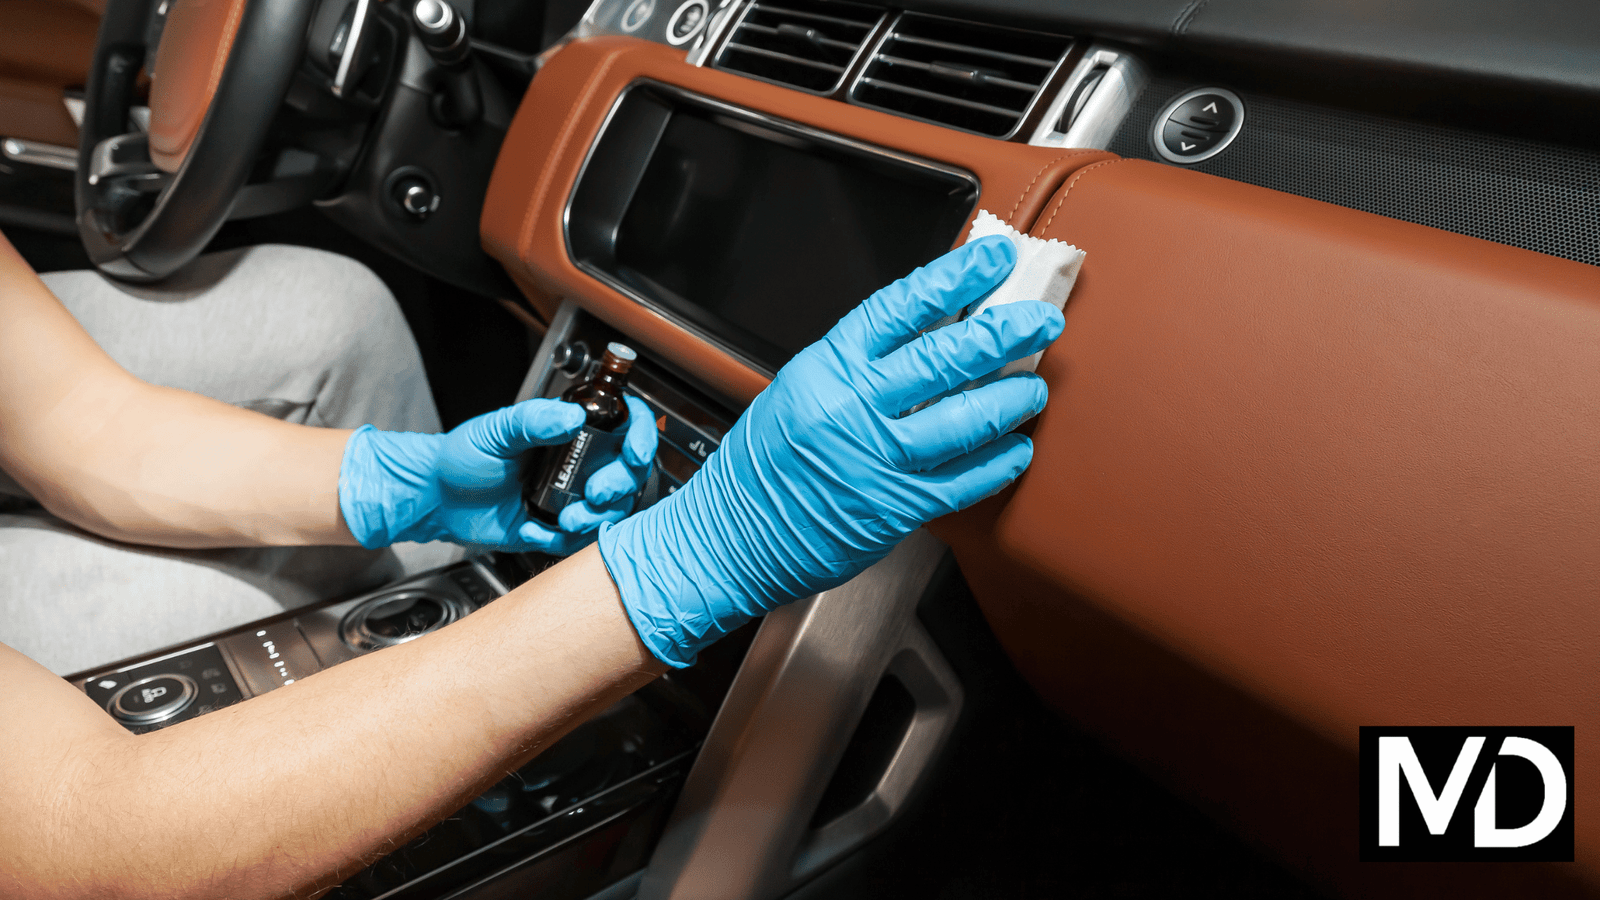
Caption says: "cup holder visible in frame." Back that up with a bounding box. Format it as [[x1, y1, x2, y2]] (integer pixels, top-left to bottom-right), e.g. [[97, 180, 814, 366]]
[[341, 590, 471, 651]]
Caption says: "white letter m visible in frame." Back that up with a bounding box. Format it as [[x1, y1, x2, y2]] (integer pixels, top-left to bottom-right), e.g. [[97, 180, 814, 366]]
[[1378, 735, 1485, 846]]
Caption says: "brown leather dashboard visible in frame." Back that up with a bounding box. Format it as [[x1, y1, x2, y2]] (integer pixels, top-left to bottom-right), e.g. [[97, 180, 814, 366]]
[[946, 158, 1600, 898], [483, 36, 1599, 898], [480, 36, 1111, 405]]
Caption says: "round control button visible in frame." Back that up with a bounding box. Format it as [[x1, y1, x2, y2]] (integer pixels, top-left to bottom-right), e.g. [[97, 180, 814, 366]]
[[109, 674, 198, 726], [665, 0, 708, 45], [620, 0, 655, 32], [1152, 87, 1244, 165]]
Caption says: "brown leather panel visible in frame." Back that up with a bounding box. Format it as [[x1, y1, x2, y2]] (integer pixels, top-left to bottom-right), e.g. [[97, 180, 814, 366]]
[[935, 497, 1590, 900], [147, 0, 246, 172], [0, 75, 78, 146], [480, 36, 1113, 405], [957, 158, 1600, 893], [0, 0, 97, 146], [0, 0, 96, 85]]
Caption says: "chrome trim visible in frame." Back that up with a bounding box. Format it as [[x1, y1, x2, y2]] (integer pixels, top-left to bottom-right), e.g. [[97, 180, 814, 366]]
[[640, 530, 961, 900], [331, 0, 372, 97], [339, 589, 471, 651], [109, 673, 198, 725], [685, 0, 746, 66], [516, 300, 583, 402], [845, 11, 1074, 142], [664, 0, 709, 45], [1152, 86, 1245, 164], [561, 80, 981, 380], [1028, 45, 1149, 150], [469, 558, 511, 596], [1, 138, 77, 171], [104, 642, 220, 675], [709, 1, 886, 97]]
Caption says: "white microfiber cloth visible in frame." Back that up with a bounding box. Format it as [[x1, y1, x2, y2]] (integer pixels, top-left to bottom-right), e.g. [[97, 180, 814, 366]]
[[963, 209, 1085, 376]]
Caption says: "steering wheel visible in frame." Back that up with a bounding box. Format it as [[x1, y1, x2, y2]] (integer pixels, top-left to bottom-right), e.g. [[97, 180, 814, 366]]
[[76, 0, 316, 281]]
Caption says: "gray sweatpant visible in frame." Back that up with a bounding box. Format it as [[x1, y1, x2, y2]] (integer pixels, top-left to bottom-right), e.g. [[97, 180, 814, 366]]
[[0, 244, 462, 676]]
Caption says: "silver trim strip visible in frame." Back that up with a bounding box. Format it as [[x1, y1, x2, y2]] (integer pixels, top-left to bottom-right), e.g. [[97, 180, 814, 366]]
[[515, 300, 583, 403], [469, 558, 511, 595], [1, 138, 77, 171], [106, 641, 219, 675], [640, 530, 961, 900], [331, 0, 372, 97], [1028, 45, 1149, 150], [561, 80, 981, 380]]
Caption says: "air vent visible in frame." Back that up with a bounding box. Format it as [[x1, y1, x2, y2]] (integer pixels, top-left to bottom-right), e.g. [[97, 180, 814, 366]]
[[714, 0, 886, 94], [850, 13, 1072, 139]]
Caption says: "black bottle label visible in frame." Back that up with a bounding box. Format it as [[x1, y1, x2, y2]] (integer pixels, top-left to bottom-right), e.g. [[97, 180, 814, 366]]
[[529, 424, 627, 520]]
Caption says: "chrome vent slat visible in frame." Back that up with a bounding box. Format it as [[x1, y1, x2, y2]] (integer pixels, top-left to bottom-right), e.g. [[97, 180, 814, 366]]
[[713, 0, 886, 95], [725, 42, 847, 72], [740, 22, 861, 52], [858, 77, 1027, 118], [752, 5, 874, 30], [849, 12, 1073, 139], [875, 55, 1039, 93], [887, 33, 1057, 69]]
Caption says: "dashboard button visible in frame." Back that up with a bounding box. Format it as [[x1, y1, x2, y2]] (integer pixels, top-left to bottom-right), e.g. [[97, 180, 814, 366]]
[[1153, 87, 1244, 165], [109, 674, 197, 725]]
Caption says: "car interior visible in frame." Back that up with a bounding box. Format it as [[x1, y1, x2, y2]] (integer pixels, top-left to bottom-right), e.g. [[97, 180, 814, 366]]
[[2, 0, 1598, 897]]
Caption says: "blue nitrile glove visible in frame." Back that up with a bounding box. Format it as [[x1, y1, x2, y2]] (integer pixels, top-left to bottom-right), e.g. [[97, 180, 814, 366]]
[[599, 236, 1063, 667], [340, 395, 657, 554]]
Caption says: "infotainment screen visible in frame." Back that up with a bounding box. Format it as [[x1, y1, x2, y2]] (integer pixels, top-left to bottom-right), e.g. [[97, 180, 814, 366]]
[[566, 83, 979, 374]]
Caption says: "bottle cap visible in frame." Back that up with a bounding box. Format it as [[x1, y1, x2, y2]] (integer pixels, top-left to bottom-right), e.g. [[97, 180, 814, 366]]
[[605, 342, 637, 362]]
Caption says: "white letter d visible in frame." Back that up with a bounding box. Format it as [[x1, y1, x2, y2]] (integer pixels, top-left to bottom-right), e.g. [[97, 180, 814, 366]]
[[1475, 736, 1567, 848]]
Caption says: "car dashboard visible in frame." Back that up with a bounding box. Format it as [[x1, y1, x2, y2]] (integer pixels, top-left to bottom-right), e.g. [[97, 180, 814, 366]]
[[31, 0, 1600, 897]]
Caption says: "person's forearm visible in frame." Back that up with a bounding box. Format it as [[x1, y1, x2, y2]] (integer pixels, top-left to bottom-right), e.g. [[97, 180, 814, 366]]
[[0, 545, 664, 900], [30, 378, 357, 547], [0, 230, 357, 547]]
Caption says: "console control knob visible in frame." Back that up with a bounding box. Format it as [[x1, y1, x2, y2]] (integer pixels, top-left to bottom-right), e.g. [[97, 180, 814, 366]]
[[413, 0, 470, 67], [393, 176, 439, 219], [109, 674, 198, 725], [553, 340, 591, 377]]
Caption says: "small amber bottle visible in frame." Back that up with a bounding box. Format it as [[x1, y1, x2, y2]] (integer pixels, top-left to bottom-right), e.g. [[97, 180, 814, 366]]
[[523, 342, 636, 525]]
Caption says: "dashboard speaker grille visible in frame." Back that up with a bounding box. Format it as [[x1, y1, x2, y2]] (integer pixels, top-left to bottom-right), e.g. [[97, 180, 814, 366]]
[[1110, 79, 1600, 268], [713, 0, 885, 94], [849, 13, 1071, 139]]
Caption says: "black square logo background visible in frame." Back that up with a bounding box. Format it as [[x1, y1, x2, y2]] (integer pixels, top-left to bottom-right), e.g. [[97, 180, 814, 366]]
[[1360, 726, 1574, 862]]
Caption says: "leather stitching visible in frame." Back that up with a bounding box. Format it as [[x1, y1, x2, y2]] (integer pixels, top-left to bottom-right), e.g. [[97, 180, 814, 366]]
[[1036, 158, 1127, 236], [1004, 150, 1104, 225], [1171, 0, 1212, 36]]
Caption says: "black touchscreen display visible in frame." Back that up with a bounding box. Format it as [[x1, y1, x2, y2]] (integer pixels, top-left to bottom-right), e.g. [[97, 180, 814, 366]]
[[573, 87, 977, 373]]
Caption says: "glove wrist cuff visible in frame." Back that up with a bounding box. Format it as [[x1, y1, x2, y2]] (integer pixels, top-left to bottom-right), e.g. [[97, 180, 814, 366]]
[[339, 425, 448, 548]]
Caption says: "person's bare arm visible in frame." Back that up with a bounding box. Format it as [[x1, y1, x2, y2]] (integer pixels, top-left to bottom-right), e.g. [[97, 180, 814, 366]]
[[0, 230, 356, 548], [0, 544, 665, 900]]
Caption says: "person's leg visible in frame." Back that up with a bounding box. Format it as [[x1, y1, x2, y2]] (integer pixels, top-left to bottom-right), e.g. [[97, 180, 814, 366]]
[[0, 513, 407, 676], [0, 245, 462, 674], [39, 243, 441, 433]]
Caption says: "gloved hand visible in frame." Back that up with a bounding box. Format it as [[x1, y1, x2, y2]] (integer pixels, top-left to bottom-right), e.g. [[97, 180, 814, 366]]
[[340, 395, 657, 555], [599, 236, 1063, 667]]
